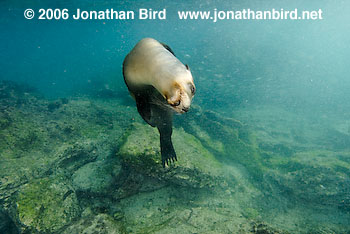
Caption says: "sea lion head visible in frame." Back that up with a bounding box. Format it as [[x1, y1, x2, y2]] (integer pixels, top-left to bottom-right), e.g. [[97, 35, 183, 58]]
[[166, 65, 195, 114]]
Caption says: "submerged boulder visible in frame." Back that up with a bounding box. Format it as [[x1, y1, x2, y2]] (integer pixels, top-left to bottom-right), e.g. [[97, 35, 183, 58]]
[[62, 209, 122, 234], [264, 150, 350, 210], [72, 160, 121, 195], [117, 122, 226, 189], [16, 176, 81, 233]]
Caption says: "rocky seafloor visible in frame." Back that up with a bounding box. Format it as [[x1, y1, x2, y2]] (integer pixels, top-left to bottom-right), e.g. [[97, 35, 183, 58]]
[[0, 81, 349, 233]]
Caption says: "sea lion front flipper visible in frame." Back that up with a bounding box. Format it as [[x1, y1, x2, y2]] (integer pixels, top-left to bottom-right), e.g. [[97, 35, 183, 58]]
[[135, 95, 156, 127], [138, 94, 177, 167], [159, 127, 177, 167], [156, 110, 176, 167]]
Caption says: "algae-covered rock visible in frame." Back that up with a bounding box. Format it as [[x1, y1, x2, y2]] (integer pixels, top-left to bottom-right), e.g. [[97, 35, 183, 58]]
[[117, 123, 224, 188], [56, 141, 99, 173], [16, 176, 81, 233], [63, 210, 122, 234], [176, 107, 265, 182], [72, 160, 121, 195], [117, 185, 261, 234], [265, 150, 350, 210]]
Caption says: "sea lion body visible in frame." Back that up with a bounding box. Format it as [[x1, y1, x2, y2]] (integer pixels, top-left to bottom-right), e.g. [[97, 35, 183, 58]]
[[123, 38, 195, 167]]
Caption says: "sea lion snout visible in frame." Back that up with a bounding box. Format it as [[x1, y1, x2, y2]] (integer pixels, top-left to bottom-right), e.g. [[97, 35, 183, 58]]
[[167, 89, 192, 114], [182, 107, 189, 112]]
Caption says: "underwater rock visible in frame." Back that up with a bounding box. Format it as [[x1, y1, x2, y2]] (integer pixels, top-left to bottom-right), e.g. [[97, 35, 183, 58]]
[[0, 112, 11, 130], [72, 160, 121, 195], [62, 209, 122, 234], [0, 81, 39, 101], [16, 176, 81, 233], [262, 150, 350, 219], [47, 98, 70, 112], [60, 97, 69, 105], [250, 221, 284, 234], [322, 128, 350, 150], [56, 141, 99, 174], [47, 101, 62, 112], [175, 106, 266, 182], [258, 142, 295, 157], [117, 122, 225, 189], [117, 185, 259, 234]]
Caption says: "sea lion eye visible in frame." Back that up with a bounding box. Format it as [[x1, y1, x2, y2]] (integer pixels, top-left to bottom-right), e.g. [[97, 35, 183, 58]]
[[171, 100, 181, 107], [190, 84, 196, 94]]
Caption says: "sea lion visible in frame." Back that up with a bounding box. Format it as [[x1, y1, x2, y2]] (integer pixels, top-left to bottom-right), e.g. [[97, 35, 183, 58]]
[[123, 38, 196, 167]]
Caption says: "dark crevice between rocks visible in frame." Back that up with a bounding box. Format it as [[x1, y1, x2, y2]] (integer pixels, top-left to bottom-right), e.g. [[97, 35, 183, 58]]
[[0, 207, 19, 234]]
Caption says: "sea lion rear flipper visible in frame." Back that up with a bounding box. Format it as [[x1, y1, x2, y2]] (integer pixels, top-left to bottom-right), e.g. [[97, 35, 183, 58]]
[[160, 42, 176, 57]]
